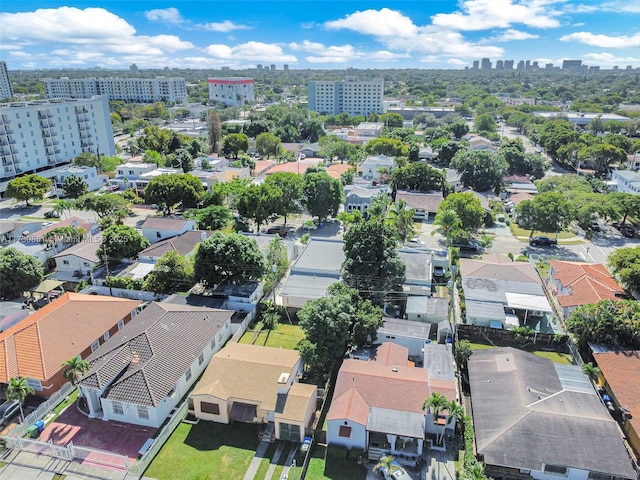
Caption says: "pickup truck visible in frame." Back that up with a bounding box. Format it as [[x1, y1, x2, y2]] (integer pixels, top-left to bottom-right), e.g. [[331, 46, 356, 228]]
[[529, 236, 558, 246], [0, 400, 21, 425]]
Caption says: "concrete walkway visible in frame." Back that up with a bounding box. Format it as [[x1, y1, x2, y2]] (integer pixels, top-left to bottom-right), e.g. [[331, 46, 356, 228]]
[[277, 445, 298, 480], [263, 442, 284, 480], [243, 439, 271, 480]]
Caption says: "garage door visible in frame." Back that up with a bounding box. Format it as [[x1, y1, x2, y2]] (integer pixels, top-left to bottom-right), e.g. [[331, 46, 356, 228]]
[[279, 422, 300, 442]]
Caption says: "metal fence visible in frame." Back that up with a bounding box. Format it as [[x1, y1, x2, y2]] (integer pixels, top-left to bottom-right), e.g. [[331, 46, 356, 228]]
[[71, 442, 131, 470]]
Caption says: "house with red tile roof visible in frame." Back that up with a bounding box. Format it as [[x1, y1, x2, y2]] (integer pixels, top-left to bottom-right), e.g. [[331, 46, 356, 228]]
[[0, 293, 141, 397], [593, 349, 640, 461], [327, 342, 457, 460], [549, 261, 624, 318], [326, 163, 353, 180]]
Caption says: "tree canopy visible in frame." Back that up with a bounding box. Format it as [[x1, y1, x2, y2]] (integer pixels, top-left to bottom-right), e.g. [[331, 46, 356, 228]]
[[62, 175, 89, 199], [608, 246, 640, 296], [144, 250, 194, 294], [98, 224, 150, 261], [450, 150, 507, 193], [391, 162, 448, 193], [303, 172, 343, 221], [185, 204, 233, 231], [264, 171, 303, 225], [194, 232, 266, 287], [144, 173, 205, 214], [436, 192, 486, 232], [0, 248, 44, 299], [236, 183, 282, 232], [255, 132, 281, 158], [221, 133, 249, 159], [5, 174, 50, 206], [76, 192, 129, 219], [515, 192, 573, 236]]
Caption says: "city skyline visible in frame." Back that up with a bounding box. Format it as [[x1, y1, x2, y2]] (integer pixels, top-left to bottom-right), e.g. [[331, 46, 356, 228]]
[[0, 1, 639, 71]]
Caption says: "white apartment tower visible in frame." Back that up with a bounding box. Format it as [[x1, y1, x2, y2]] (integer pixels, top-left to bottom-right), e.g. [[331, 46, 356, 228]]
[[0, 96, 115, 194], [0, 62, 13, 100], [307, 77, 384, 116], [43, 77, 188, 104], [207, 78, 255, 106]]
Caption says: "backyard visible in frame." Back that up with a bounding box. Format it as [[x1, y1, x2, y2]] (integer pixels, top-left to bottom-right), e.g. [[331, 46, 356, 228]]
[[305, 445, 367, 480], [239, 322, 305, 350]]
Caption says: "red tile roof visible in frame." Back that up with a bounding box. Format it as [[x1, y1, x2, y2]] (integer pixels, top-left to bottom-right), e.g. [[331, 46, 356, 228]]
[[550, 261, 623, 307], [32, 217, 94, 240], [253, 160, 275, 175], [0, 293, 141, 383], [375, 343, 410, 366]]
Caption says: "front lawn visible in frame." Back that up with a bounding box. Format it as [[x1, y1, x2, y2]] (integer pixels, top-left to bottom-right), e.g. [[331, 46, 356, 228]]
[[144, 421, 260, 480], [305, 445, 367, 480], [509, 223, 576, 240], [239, 323, 305, 350]]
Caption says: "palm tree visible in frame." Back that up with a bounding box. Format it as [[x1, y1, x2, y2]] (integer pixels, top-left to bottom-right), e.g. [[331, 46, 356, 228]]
[[373, 455, 402, 476], [53, 199, 74, 219], [366, 195, 390, 221], [423, 392, 451, 445], [6, 377, 34, 422], [388, 199, 416, 243], [446, 400, 466, 433], [432, 209, 462, 246], [62, 356, 91, 389], [582, 362, 601, 383], [462, 460, 488, 480]]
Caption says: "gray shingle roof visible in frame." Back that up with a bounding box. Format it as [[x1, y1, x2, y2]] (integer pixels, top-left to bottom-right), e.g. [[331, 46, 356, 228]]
[[78, 302, 233, 407], [468, 348, 636, 478]]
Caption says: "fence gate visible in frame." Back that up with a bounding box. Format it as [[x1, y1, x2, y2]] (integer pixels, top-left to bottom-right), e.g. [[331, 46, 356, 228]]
[[51, 443, 73, 461]]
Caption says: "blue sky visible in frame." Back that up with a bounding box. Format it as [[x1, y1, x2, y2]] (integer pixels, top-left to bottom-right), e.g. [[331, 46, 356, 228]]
[[1, 0, 639, 70]]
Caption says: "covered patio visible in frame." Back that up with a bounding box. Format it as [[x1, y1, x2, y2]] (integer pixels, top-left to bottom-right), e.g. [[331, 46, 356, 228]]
[[367, 408, 425, 460]]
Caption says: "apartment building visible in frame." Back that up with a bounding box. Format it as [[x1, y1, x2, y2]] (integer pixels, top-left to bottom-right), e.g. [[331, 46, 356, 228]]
[[207, 77, 255, 106], [0, 96, 115, 194], [43, 77, 188, 104], [308, 77, 384, 116], [0, 62, 13, 100]]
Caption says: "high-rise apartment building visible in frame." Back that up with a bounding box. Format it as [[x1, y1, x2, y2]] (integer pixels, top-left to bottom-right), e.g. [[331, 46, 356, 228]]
[[516, 61, 525, 71], [207, 77, 255, 106], [480, 58, 492, 70], [562, 60, 583, 72], [0, 62, 13, 100], [472, 60, 480, 70], [307, 77, 384, 116], [43, 77, 188, 104], [0, 96, 115, 194], [495, 60, 504, 71], [504, 60, 514, 70]]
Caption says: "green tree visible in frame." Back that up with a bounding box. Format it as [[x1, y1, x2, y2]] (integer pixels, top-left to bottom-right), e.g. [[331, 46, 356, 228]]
[[432, 209, 463, 246], [255, 132, 281, 159], [144, 173, 205, 214], [609, 192, 640, 225], [41, 226, 86, 251], [437, 192, 486, 232], [578, 143, 627, 178], [437, 141, 466, 165], [388, 199, 415, 243], [379, 112, 404, 128], [236, 183, 282, 232], [62, 175, 89, 199], [53, 199, 75, 219], [185, 204, 233, 231], [303, 172, 343, 221], [98, 224, 150, 261], [221, 133, 249, 159], [364, 138, 406, 157], [342, 219, 406, 306], [608, 246, 640, 296], [449, 122, 470, 140], [474, 113, 497, 134], [143, 149, 164, 167], [144, 250, 194, 294], [5, 174, 51, 206], [194, 232, 266, 287], [62, 357, 90, 387], [454, 339, 473, 368], [76, 193, 129, 219], [582, 362, 601, 382], [265, 172, 303, 225], [0, 248, 44, 300], [451, 150, 507, 193], [391, 162, 448, 193], [515, 192, 573, 237], [208, 109, 222, 153], [6, 377, 34, 422]]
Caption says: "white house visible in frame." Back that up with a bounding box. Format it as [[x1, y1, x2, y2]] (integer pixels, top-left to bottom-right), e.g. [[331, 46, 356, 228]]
[[609, 169, 640, 195], [362, 155, 396, 180], [110, 161, 157, 190], [134, 167, 182, 197], [140, 217, 197, 244], [138, 230, 212, 263], [54, 165, 108, 196], [77, 302, 234, 429], [343, 185, 389, 215], [52, 236, 101, 282]]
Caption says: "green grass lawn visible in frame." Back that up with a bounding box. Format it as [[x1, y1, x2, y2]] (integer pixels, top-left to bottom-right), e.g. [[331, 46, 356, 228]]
[[144, 421, 260, 480], [509, 223, 576, 240], [239, 323, 305, 350], [468, 342, 573, 364], [305, 445, 367, 480]]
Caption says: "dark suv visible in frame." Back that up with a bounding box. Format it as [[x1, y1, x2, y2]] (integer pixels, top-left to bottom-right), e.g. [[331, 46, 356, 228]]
[[452, 239, 480, 252], [529, 236, 557, 246], [0, 400, 21, 426]]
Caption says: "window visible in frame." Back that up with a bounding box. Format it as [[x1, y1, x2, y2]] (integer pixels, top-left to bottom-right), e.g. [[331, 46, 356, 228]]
[[588, 474, 612, 480], [90, 340, 100, 352], [63, 260, 70, 265], [544, 465, 568, 476], [210, 338, 216, 350], [201, 402, 220, 415], [185, 367, 192, 382], [156, 232, 161, 238], [198, 353, 204, 366], [117, 319, 125, 330], [338, 425, 352, 438], [25, 378, 43, 391], [103, 331, 110, 341], [137, 406, 150, 419], [113, 403, 124, 415]]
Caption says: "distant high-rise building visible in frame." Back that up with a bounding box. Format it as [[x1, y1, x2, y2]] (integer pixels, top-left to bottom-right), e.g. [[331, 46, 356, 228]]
[[221, 67, 230, 71], [270, 64, 276, 71], [525, 60, 531, 70], [208, 77, 255, 106], [588, 66, 600, 73], [545, 63, 554, 70], [308, 77, 384, 116], [613, 66, 619, 70], [532, 61, 539, 69], [43, 77, 188, 104], [562, 60, 582, 72], [283, 64, 289, 72], [495, 60, 504, 70], [472, 60, 480, 70], [0, 96, 115, 193], [504, 60, 514, 70], [129, 63, 139, 75], [0, 61, 13, 100], [256, 64, 263, 70], [516, 61, 525, 71], [480, 58, 492, 70]]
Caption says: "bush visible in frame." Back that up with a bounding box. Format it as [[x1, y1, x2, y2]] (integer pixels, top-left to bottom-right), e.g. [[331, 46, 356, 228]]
[[326, 444, 349, 460]]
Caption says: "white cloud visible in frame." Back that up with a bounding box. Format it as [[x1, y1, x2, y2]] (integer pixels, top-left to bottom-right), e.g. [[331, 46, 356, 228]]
[[431, 0, 562, 30], [369, 51, 411, 61], [325, 8, 418, 37], [196, 20, 250, 32], [561, 31, 640, 48], [205, 41, 297, 63], [485, 29, 540, 42], [583, 52, 640, 67], [447, 58, 469, 66], [600, 2, 640, 13], [145, 8, 183, 25]]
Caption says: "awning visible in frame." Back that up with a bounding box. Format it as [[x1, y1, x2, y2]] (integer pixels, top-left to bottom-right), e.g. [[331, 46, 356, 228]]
[[367, 407, 425, 438], [505, 292, 552, 312], [29, 279, 65, 294], [229, 402, 257, 423]]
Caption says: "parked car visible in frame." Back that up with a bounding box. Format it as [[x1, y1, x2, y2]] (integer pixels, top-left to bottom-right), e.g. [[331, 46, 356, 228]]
[[588, 220, 601, 232], [529, 236, 558, 246], [107, 185, 120, 192], [613, 222, 635, 238], [380, 460, 413, 480], [433, 266, 445, 278], [407, 236, 425, 245], [0, 400, 21, 426], [44, 210, 60, 219], [452, 239, 480, 252]]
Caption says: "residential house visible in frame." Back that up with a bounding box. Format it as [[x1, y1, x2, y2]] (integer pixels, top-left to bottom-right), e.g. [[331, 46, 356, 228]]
[[468, 347, 636, 480], [609, 170, 640, 195], [300, 143, 322, 158], [592, 348, 640, 461], [395, 191, 444, 220], [549, 261, 624, 318], [140, 216, 197, 244], [460, 254, 553, 331], [138, 230, 212, 263], [327, 342, 457, 460], [0, 293, 141, 397], [404, 296, 449, 323], [253, 160, 276, 176], [625, 153, 640, 172], [377, 318, 432, 359], [343, 185, 389, 215], [464, 134, 497, 152], [51, 236, 102, 282], [54, 165, 107, 196], [354, 122, 384, 138], [280, 238, 344, 308], [362, 155, 396, 180], [134, 167, 182, 197], [110, 161, 157, 190], [191, 343, 317, 443], [326, 163, 352, 180], [77, 302, 234, 428], [502, 175, 538, 195]]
